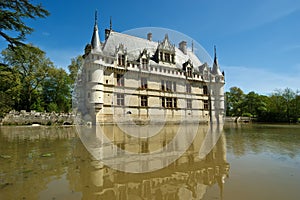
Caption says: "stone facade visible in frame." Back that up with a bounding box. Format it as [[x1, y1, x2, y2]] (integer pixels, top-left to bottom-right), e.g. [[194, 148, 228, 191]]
[[75, 13, 225, 124]]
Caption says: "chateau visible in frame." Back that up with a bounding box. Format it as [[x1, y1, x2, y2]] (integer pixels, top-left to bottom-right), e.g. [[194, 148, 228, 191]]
[[76, 14, 225, 124]]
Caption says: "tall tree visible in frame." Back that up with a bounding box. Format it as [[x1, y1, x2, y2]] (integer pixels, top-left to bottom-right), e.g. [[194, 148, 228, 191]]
[[243, 91, 267, 117], [0, 0, 49, 46], [1, 44, 53, 111], [42, 67, 72, 113], [226, 87, 245, 116], [68, 55, 83, 85], [0, 64, 21, 117]]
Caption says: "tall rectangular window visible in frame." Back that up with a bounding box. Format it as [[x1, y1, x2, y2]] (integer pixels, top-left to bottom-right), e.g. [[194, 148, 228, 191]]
[[118, 54, 125, 66], [117, 74, 124, 86], [187, 99, 192, 109], [173, 82, 176, 92], [117, 93, 124, 106], [160, 52, 163, 61], [161, 80, 165, 91], [142, 58, 148, 69], [166, 97, 172, 108], [173, 98, 177, 108], [165, 53, 170, 62], [141, 77, 148, 89], [166, 81, 172, 91], [161, 97, 165, 107], [141, 141, 149, 153], [141, 95, 148, 107], [187, 67, 192, 77], [186, 84, 191, 93], [203, 85, 208, 95], [204, 100, 209, 110]]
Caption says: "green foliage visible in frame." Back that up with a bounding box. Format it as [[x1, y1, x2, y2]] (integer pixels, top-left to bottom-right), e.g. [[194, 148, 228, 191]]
[[68, 55, 83, 85], [0, 45, 73, 116], [42, 68, 72, 112], [0, 0, 49, 46], [0, 64, 21, 117], [1, 44, 53, 111], [226, 86, 300, 123]]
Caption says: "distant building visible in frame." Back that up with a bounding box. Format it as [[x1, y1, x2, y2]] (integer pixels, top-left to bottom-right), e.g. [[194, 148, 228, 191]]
[[76, 13, 225, 124]]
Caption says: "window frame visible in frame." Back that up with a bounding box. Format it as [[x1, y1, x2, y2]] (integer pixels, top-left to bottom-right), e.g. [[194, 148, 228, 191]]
[[187, 99, 192, 109], [117, 74, 124, 86], [141, 77, 148, 89], [117, 93, 125, 106], [141, 95, 148, 107], [204, 100, 209, 110]]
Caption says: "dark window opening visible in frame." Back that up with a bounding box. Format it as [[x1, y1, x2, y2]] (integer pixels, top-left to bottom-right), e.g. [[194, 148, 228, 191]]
[[203, 85, 208, 95], [166, 81, 172, 91], [141, 95, 148, 107], [117, 74, 124, 86], [162, 97, 165, 107], [173, 98, 177, 108], [166, 97, 172, 108], [187, 67, 192, 77], [204, 100, 209, 110], [186, 84, 191, 93], [173, 82, 176, 92], [118, 54, 125, 66], [117, 93, 124, 106], [141, 77, 148, 89], [142, 58, 148, 70], [161, 80, 165, 91], [187, 99, 192, 109]]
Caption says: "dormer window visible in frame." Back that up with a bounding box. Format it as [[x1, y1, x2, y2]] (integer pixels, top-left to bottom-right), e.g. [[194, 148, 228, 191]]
[[157, 35, 176, 64], [165, 53, 170, 62], [142, 58, 148, 69], [118, 54, 125, 66], [160, 52, 163, 60], [187, 67, 192, 77]]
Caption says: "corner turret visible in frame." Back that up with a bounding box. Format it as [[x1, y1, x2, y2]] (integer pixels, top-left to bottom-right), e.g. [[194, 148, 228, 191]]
[[91, 10, 102, 52], [211, 46, 222, 76]]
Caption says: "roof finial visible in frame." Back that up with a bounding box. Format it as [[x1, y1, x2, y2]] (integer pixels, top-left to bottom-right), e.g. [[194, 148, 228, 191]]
[[214, 45, 217, 59], [95, 10, 98, 24], [110, 16, 112, 30]]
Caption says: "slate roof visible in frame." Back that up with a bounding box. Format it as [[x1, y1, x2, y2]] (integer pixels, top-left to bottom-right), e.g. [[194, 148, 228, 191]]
[[102, 31, 203, 71]]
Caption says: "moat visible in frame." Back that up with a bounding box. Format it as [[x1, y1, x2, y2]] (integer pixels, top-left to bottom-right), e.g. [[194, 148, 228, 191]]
[[0, 123, 299, 200]]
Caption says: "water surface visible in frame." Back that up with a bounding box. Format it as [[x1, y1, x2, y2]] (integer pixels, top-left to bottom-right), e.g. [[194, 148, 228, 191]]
[[0, 124, 299, 200]]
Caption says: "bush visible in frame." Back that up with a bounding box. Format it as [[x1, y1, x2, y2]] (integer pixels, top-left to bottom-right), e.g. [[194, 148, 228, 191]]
[[242, 113, 252, 117]]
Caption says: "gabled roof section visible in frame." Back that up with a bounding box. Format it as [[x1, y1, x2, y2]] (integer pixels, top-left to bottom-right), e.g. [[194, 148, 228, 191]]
[[158, 34, 175, 52]]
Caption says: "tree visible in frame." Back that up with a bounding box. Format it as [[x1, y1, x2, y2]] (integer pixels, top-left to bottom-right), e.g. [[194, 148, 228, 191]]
[[0, 64, 21, 117], [68, 55, 83, 85], [42, 67, 72, 112], [0, 0, 49, 46], [243, 91, 267, 117], [226, 87, 245, 116], [1, 44, 53, 111]]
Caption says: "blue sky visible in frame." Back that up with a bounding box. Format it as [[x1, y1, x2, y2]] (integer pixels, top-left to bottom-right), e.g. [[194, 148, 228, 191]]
[[1, 0, 300, 94]]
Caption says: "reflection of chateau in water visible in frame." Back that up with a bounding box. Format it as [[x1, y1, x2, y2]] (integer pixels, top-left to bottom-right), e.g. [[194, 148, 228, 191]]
[[0, 125, 229, 199], [73, 124, 229, 199]]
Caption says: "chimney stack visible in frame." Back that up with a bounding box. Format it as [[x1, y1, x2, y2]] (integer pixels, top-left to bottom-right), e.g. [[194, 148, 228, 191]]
[[147, 33, 152, 41], [179, 41, 187, 54]]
